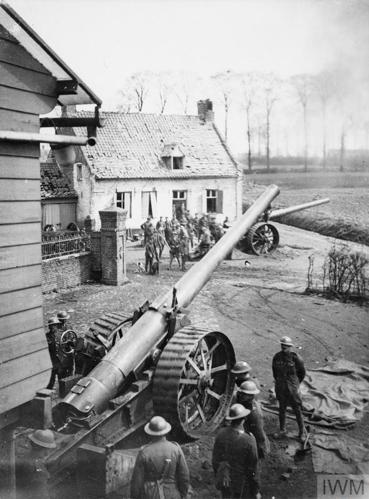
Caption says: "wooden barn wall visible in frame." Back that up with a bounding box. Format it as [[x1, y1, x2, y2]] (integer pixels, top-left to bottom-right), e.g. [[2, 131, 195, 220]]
[[0, 24, 58, 417]]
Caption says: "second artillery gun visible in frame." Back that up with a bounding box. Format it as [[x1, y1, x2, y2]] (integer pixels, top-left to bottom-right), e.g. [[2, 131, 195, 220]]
[[238, 197, 330, 255], [18, 186, 280, 498]]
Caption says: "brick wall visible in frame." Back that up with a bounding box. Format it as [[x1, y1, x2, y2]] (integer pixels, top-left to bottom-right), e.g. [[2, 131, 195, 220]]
[[41, 252, 92, 293]]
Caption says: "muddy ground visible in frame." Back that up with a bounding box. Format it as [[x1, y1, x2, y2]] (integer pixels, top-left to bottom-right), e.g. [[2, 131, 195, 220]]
[[44, 223, 369, 499]]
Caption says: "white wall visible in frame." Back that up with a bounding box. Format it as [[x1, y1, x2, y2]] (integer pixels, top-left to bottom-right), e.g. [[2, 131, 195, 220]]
[[77, 176, 241, 230]]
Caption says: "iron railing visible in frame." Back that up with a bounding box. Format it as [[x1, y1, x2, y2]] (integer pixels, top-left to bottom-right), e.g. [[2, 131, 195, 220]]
[[42, 231, 91, 260]]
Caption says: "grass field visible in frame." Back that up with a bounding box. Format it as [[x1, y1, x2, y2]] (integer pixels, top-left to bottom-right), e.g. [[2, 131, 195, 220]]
[[243, 170, 369, 246]]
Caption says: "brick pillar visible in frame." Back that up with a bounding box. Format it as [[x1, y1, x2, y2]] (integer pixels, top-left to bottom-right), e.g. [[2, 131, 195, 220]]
[[99, 206, 127, 285]]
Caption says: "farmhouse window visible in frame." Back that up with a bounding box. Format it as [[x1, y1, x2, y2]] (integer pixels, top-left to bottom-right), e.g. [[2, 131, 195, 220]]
[[142, 191, 157, 218], [161, 143, 184, 170], [116, 191, 132, 218], [172, 190, 187, 219], [206, 189, 223, 213]]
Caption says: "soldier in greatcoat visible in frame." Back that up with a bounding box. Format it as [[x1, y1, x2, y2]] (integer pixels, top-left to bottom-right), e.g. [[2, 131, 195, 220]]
[[272, 336, 306, 439], [130, 416, 190, 499], [237, 381, 270, 459], [212, 404, 260, 499]]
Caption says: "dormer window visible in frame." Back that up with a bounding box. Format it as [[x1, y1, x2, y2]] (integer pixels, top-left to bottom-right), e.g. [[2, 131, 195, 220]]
[[161, 143, 184, 170]]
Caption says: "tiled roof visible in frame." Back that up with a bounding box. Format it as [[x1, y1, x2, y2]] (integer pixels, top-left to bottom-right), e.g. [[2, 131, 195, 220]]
[[70, 111, 239, 180], [41, 161, 77, 200]]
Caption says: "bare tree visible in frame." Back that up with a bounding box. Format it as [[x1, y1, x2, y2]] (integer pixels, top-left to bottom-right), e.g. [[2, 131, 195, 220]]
[[290, 74, 314, 171], [211, 70, 236, 143], [173, 71, 201, 115], [119, 71, 153, 112], [258, 73, 279, 171], [237, 72, 259, 171], [155, 72, 175, 114], [313, 71, 337, 168]]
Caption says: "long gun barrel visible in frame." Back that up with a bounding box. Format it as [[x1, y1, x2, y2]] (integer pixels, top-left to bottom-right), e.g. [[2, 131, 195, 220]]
[[269, 198, 330, 219], [57, 185, 280, 421]]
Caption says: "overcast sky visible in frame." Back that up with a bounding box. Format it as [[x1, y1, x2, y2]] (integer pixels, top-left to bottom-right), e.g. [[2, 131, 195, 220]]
[[9, 0, 369, 152]]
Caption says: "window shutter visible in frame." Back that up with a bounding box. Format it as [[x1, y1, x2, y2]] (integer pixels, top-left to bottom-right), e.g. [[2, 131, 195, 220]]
[[216, 190, 223, 213]]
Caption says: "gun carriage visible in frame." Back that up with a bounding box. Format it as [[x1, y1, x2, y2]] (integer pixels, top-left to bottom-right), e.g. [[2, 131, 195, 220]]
[[17, 185, 284, 498]]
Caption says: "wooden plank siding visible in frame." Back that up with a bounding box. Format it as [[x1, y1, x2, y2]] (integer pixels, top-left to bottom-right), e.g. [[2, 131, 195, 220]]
[[0, 244, 41, 270], [0, 24, 57, 414], [0, 306, 43, 340], [0, 265, 41, 294]]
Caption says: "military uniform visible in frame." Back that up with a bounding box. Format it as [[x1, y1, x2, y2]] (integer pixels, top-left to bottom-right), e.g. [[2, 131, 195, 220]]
[[272, 349, 306, 434], [237, 397, 270, 459], [213, 426, 259, 499], [130, 439, 190, 499]]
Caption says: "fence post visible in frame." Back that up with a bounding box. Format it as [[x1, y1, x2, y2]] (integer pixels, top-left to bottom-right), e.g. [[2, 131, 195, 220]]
[[99, 206, 128, 286]]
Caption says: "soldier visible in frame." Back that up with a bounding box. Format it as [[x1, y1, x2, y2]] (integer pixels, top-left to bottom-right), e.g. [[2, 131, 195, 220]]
[[56, 310, 74, 379], [272, 336, 306, 439], [156, 216, 165, 234], [141, 217, 154, 246], [198, 225, 212, 257], [130, 416, 190, 499], [16, 429, 56, 499], [231, 361, 260, 392], [56, 310, 70, 332], [178, 221, 189, 271], [212, 404, 260, 499], [46, 316, 61, 390], [237, 381, 270, 459]]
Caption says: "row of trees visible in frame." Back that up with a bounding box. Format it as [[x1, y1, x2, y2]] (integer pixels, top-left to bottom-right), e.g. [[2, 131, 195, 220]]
[[117, 69, 369, 171]]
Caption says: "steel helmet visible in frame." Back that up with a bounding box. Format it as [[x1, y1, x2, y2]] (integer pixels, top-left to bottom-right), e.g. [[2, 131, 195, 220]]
[[144, 416, 172, 436], [57, 310, 70, 321], [47, 316, 60, 326], [231, 361, 252, 375], [29, 429, 56, 449], [225, 404, 250, 421], [238, 381, 260, 395], [280, 336, 293, 346]]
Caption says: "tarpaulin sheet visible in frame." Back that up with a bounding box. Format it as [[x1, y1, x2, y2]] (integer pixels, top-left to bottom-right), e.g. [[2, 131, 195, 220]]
[[300, 360, 369, 426], [264, 359, 369, 429], [312, 432, 369, 474]]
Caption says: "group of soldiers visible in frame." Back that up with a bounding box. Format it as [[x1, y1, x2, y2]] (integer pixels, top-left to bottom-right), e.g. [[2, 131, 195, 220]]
[[38, 309, 306, 499], [130, 335, 306, 499], [141, 211, 231, 273]]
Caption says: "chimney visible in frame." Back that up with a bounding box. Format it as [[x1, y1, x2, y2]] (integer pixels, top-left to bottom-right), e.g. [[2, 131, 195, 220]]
[[197, 99, 214, 123]]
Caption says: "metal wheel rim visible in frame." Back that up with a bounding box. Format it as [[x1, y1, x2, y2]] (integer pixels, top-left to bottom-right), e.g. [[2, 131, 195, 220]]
[[251, 223, 279, 254], [153, 327, 235, 440]]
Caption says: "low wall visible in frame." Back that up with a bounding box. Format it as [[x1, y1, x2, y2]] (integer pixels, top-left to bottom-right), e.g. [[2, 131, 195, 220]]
[[42, 252, 92, 293]]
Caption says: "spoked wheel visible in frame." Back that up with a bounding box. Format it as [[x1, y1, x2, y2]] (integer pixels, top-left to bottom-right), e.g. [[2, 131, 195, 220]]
[[244, 222, 279, 255], [153, 326, 235, 440]]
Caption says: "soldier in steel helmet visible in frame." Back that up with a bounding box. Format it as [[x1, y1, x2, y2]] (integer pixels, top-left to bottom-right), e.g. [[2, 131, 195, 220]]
[[46, 316, 62, 389], [213, 404, 260, 499], [56, 310, 74, 379], [272, 336, 306, 439], [16, 429, 56, 499], [231, 361, 260, 401], [237, 381, 270, 459], [130, 416, 190, 499]]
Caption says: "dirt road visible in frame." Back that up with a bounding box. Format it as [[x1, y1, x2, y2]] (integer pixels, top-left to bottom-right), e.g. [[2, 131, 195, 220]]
[[44, 223, 369, 498]]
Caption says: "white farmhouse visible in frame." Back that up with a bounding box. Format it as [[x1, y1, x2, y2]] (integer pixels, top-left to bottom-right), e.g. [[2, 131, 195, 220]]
[[56, 100, 242, 230]]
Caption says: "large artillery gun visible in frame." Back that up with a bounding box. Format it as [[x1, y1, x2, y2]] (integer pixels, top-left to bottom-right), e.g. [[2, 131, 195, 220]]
[[17, 185, 280, 499], [238, 197, 330, 255]]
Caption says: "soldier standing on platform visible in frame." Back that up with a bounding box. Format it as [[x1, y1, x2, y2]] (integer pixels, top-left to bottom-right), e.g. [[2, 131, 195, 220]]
[[46, 316, 61, 390], [56, 310, 74, 379], [131, 416, 190, 499], [272, 336, 306, 439]]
